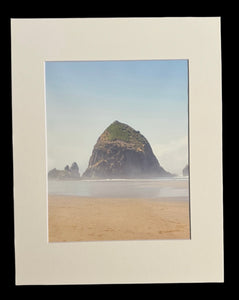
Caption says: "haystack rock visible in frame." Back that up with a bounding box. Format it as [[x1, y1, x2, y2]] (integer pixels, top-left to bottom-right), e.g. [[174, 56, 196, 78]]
[[82, 121, 172, 179]]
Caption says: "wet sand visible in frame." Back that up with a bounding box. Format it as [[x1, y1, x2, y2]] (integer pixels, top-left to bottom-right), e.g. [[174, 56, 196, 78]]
[[48, 195, 190, 242]]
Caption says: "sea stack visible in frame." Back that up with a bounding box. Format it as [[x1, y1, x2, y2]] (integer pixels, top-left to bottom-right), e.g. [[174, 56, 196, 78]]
[[182, 164, 189, 176], [82, 120, 171, 179], [48, 162, 81, 180]]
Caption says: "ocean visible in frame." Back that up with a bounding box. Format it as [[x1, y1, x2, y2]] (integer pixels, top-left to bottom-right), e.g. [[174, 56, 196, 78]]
[[48, 177, 189, 199]]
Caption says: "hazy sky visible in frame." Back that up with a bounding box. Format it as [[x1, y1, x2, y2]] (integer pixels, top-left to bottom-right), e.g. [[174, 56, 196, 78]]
[[45, 60, 188, 176]]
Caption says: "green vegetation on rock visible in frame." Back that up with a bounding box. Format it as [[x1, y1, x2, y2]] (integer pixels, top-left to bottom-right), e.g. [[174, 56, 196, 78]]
[[105, 121, 146, 146]]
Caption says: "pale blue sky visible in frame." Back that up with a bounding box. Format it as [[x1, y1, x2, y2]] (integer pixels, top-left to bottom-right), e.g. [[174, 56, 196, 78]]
[[45, 60, 188, 175]]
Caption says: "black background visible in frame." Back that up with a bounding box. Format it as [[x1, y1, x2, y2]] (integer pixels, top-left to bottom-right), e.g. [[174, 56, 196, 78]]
[[2, 2, 233, 296]]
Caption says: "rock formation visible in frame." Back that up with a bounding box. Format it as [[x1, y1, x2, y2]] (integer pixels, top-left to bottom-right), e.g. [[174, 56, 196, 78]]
[[182, 164, 189, 176], [82, 120, 172, 179], [70, 162, 79, 175], [48, 162, 81, 180]]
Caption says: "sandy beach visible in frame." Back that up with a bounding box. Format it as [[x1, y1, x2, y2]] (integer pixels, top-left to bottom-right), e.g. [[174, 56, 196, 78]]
[[48, 195, 190, 242]]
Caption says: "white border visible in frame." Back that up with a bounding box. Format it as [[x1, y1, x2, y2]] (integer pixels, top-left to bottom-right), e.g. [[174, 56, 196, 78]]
[[11, 17, 223, 285]]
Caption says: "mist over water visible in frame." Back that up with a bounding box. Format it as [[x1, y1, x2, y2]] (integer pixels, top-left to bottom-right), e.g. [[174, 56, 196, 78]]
[[48, 178, 189, 199]]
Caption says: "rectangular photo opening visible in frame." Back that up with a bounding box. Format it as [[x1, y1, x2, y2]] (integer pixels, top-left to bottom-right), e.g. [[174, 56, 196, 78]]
[[45, 59, 190, 242]]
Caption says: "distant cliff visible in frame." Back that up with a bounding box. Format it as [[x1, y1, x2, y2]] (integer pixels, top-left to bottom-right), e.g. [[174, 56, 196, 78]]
[[82, 120, 172, 179], [48, 162, 81, 180]]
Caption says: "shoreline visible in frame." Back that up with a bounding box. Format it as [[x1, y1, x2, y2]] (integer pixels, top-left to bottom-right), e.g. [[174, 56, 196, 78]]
[[48, 194, 189, 201], [48, 195, 190, 242], [48, 176, 189, 182]]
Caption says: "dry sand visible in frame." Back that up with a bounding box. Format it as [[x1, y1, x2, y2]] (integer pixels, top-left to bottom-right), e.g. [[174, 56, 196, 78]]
[[48, 195, 190, 242]]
